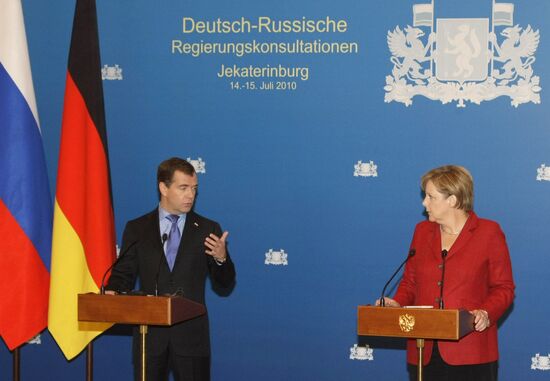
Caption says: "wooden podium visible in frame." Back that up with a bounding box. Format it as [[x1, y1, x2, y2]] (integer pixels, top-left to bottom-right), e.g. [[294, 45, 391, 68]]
[[78, 293, 206, 381], [357, 306, 474, 380]]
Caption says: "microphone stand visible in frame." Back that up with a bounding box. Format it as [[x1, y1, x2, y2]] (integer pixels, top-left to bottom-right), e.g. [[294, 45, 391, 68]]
[[155, 233, 169, 296], [379, 249, 416, 307], [100, 239, 139, 294], [439, 250, 448, 309]]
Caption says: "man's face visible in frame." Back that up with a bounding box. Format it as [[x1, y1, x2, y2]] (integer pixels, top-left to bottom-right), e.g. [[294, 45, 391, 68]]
[[159, 170, 198, 214]]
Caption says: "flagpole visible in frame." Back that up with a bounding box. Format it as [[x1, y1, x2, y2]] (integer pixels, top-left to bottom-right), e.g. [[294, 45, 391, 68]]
[[491, 0, 495, 77], [13, 347, 20, 381], [430, 0, 435, 75], [87, 343, 93, 381]]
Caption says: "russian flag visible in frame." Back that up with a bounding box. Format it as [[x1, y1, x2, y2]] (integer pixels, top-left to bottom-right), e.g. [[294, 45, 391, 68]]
[[0, 0, 52, 350]]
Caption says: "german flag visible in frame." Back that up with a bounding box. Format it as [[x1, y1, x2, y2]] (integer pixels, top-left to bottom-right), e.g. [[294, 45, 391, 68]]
[[48, 0, 116, 360]]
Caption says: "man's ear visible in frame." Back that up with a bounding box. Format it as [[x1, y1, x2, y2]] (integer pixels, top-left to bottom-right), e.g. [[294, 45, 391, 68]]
[[159, 182, 168, 198]]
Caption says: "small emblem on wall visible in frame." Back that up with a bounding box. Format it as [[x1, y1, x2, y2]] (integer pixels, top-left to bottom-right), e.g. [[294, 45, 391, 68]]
[[354, 160, 378, 177], [101, 64, 123, 80], [187, 157, 206, 174], [350, 344, 373, 361], [531, 353, 550, 370], [536, 164, 550, 181], [265, 249, 288, 265], [27, 334, 41, 345]]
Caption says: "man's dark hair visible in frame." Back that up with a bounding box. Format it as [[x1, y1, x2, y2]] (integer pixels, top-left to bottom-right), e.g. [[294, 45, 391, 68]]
[[157, 157, 196, 198]]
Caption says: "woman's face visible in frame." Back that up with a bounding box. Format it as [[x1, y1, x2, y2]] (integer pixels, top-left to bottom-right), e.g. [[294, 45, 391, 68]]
[[422, 180, 454, 223]]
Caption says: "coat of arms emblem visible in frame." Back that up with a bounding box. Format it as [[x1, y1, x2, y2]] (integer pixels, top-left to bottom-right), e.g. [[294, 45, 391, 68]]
[[350, 344, 374, 361], [398, 313, 415, 332], [384, 1, 541, 107], [187, 157, 206, 174], [536, 164, 550, 182], [354, 160, 378, 177], [531, 353, 550, 371], [265, 249, 288, 265], [101, 64, 123, 80]]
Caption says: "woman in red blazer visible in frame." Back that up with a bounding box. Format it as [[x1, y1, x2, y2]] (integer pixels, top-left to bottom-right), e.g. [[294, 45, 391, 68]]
[[380, 165, 515, 381]]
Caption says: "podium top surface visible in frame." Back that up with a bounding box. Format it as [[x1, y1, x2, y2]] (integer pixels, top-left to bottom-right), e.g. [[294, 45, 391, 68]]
[[78, 293, 206, 326]]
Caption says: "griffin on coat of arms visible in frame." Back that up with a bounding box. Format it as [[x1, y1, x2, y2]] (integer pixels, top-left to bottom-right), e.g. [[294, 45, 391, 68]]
[[388, 26, 435, 84], [491, 25, 539, 84]]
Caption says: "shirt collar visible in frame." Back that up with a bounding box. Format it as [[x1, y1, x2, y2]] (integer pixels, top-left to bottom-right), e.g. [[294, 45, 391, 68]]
[[158, 205, 186, 237], [158, 205, 186, 220]]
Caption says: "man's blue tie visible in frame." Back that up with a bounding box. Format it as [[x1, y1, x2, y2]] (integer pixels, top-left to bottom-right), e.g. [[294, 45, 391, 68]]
[[165, 214, 181, 271]]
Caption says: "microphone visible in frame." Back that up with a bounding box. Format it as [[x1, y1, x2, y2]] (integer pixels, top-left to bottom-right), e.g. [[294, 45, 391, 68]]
[[379, 249, 416, 307], [439, 249, 448, 309], [154, 233, 169, 297], [100, 239, 139, 294]]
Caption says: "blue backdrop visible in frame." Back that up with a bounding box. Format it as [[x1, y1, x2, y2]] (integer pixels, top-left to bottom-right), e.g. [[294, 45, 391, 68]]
[[1, 0, 549, 380]]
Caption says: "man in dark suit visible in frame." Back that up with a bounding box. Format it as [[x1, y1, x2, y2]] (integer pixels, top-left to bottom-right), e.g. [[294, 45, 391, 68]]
[[106, 157, 235, 381]]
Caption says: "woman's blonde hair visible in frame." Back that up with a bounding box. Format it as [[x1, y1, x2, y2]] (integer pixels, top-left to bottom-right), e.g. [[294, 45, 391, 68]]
[[421, 165, 474, 212]]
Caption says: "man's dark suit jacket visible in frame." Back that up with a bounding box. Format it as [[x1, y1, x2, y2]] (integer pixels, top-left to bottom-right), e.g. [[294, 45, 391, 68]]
[[106, 209, 236, 357]]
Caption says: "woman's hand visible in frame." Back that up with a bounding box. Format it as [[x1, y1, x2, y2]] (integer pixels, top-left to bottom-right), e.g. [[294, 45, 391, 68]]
[[470, 309, 490, 331], [375, 297, 401, 307]]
